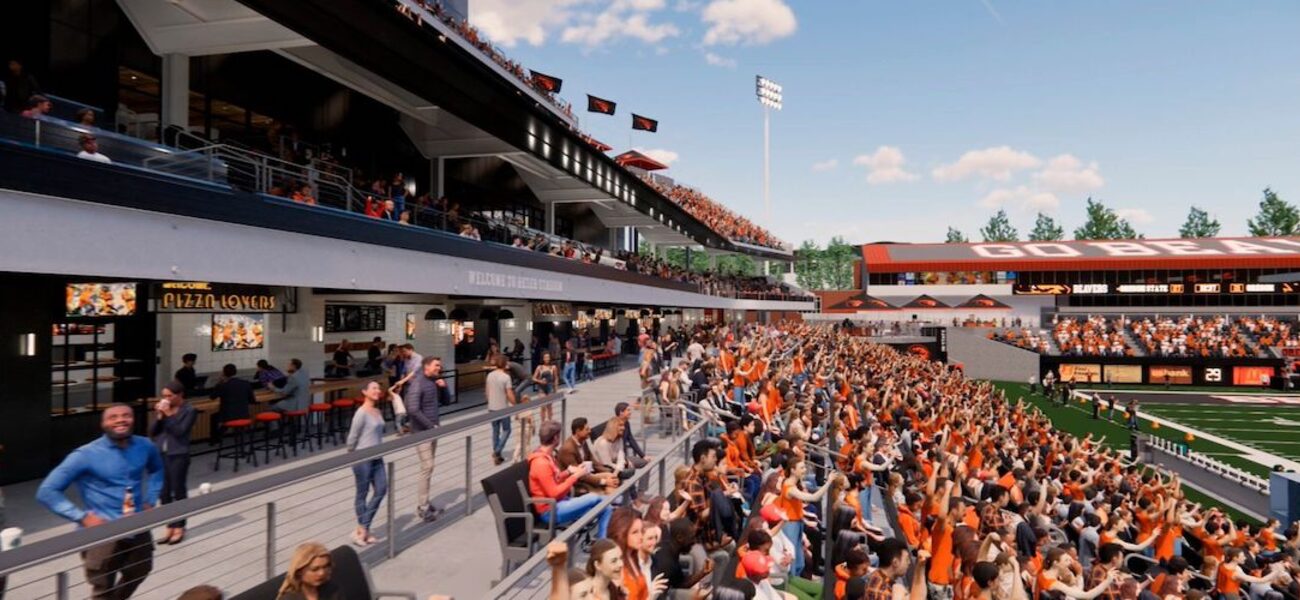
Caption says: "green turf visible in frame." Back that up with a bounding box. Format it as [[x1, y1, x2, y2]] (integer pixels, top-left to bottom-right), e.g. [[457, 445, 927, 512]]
[[1077, 384, 1297, 395], [988, 381, 1263, 524]]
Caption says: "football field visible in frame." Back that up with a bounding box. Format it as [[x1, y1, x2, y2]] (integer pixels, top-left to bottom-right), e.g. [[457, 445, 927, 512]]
[[1078, 390, 1300, 477]]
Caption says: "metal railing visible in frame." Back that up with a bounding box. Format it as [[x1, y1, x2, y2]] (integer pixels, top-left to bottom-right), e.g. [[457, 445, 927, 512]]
[[484, 420, 707, 600], [1142, 434, 1270, 493], [0, 392, 571, 600]]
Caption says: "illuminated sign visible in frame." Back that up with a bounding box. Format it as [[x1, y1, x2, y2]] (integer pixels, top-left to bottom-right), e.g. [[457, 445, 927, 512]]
[[1194, 283, 1220, 294], [1116, 284, 1169, 294], [883, 237, 1300, 262], [1013, 283, 1072, 295], [1074, 284, 1109, 294], [1246, 283, 1277, 293], [1204, 367, 1224, 383], [155, 282, 279, 313]]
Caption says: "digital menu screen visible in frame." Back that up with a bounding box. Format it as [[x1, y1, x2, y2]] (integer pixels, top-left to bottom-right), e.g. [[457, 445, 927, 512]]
[[212, 313, 265, 351], [66, 283, 137, 317]]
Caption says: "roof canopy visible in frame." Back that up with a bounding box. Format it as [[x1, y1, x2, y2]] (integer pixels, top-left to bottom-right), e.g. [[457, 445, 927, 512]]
[[954, 294, 1011, 309], [614, 150, 669, 171], [864, 237, 1300, 273], [818, 291, 898, 312], [901, 294, 950, 309]]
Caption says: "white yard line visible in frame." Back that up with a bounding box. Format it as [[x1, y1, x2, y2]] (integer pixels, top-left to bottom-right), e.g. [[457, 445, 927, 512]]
[[1078, 388, 1300, 397], [1074, 391, 1300, 472]]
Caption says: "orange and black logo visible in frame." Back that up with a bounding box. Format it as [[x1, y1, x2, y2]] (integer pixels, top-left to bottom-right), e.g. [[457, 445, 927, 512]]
[[587, 95, 616, 115]]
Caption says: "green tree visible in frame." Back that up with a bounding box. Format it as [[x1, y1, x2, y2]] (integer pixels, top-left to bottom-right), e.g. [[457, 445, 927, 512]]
[[1028, 212, 1065, 241], [1178, 206, 1221, 238], [715, 254, 757, 277], [1246, 188, 1299, 236], [794, 240, 824, 289], [663, 247, 710, 272], [821, 236, 856, 290], [1073, 198, 1140, 240], [945, 227, 968, 243], [979, 209, 1020, 242]]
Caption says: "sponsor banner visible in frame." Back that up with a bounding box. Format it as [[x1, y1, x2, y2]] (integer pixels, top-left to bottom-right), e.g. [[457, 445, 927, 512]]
[[1149, 365, 1192, 385], [1104, 364, 1143, 383], [1233, 366, 1274, 386], [1059, 363, 1102, 384]]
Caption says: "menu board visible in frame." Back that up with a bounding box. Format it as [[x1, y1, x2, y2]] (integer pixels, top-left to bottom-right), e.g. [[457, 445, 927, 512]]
[[325, 304, 386, 333], [212, 314, 265, 351], [66, 283, 137, 317]]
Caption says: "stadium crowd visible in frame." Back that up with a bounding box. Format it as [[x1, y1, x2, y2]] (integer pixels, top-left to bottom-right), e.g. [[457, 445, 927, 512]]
[[534, 321, 1300, 600], [989, 314, 1284, 359], [642, 176, 788, 251]]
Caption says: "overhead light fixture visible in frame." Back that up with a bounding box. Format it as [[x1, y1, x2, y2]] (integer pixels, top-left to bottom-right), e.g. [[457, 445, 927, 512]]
[[311, 326, 324, 343], [18, 333, 36, 357]]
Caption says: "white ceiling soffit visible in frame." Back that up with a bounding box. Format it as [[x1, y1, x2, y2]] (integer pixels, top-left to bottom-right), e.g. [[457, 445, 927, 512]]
[[117, 0, 314, 56]]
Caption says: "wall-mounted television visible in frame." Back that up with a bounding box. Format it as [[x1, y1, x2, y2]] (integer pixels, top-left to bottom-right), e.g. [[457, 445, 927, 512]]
[[212, 313, 265, 351], [324, 304, 386, 333], [65, 283, 137, 317]]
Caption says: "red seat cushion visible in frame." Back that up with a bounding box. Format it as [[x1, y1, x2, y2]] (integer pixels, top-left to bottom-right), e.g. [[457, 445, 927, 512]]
[[592, 352, 615, 360], [309, 403, 333, 412], [222, 419, 253, 428], [285, 410, 309, 417], [332, 399, 356, 408], [255, 412, 282, 422]]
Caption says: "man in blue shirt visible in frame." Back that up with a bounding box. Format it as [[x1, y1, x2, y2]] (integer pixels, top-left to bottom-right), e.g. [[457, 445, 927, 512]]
[[37, 403, 164, 600]]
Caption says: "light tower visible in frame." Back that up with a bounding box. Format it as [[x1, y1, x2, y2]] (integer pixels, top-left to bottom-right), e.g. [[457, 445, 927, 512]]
[[755, 75, 783, 228]]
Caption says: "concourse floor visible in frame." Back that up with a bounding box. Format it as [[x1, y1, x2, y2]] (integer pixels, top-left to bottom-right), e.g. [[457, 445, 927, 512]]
[[0, 359, 667, 600]]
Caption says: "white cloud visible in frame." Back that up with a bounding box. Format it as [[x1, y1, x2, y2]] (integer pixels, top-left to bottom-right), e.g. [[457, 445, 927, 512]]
[[1116, 208, 1154, 224], [701, 0, 797, 46], [1033, 154, 1105, 194], [979, 186, 1059, 212], [471, 0, 580, 47], [932, 146, 1041, 182], [852, 146, 918, 184], [473, 0, 680, 48], [562, 11, 681, 46], [636, 147, 680, 166], [703, 52, 738, 68], [811, 158, 839, 173]]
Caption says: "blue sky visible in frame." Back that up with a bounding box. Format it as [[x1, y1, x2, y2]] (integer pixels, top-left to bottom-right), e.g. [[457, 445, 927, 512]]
[[469, 0, 1300, 245]]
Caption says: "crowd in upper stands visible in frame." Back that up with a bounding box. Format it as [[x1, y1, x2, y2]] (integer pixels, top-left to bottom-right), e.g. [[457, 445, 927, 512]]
[[1052, 316, 1134, 358], [988, 314, 1291, 358], [642, 176, 788, 251], [1129, 315, 1254, 359], [395, 0, 575, 120], [539, 321, 1300, 600]]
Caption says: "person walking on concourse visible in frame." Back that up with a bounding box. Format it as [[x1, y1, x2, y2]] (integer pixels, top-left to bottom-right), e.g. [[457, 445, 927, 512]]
[[37, 403, 164, 600], [408, 356, 450, 522]]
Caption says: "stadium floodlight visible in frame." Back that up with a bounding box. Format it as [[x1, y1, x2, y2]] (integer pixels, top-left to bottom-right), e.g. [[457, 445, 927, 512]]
[[755, 75, 783, 227]]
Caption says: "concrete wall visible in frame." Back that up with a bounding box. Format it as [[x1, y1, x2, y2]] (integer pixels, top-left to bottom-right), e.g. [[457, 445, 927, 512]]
[[947, 327, 1040, 383]]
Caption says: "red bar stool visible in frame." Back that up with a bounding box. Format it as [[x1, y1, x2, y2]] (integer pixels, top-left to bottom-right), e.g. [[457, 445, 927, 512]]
[[306, 403, 335, 450], [283, 409, 309, 457], [213, 418, 256, 472], [252, 412, 285, 464], [330, 398, 358, 439]]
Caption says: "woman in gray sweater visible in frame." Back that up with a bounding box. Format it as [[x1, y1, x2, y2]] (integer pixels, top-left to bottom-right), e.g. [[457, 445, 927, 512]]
[[347, 381, 388, 546]]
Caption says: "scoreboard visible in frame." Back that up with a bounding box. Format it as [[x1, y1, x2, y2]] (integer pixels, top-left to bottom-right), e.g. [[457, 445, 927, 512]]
[[1013, 282, 1297, 295]]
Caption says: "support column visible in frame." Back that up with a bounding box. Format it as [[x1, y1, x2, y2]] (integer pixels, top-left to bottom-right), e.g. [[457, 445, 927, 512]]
[[544, 202, 556, 234], [160, 54, 190, 132], [685, 247, 692, 272], [608, 228, 620, 251], [709, 253, 719, 270], [430, 157, 445, 199]]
